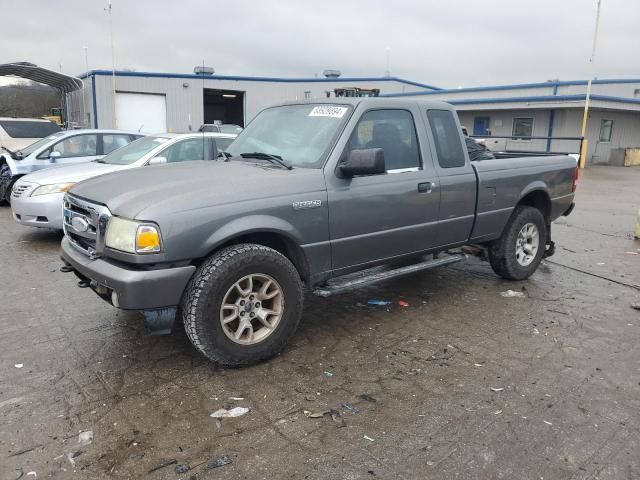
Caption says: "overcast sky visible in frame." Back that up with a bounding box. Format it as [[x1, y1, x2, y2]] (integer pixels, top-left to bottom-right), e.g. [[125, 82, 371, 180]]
[[1, 0, 639, 88]]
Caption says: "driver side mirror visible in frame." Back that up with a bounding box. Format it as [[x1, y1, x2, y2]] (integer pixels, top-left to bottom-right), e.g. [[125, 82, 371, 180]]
[[339, 148, 385, 177], [49, 151, 62, 163], [147, 156, 167, 166]]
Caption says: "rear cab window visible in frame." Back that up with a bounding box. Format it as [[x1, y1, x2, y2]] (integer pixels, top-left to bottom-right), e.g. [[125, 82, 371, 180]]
[[0, 120, 60, 138], [426, 110, 466, 169]]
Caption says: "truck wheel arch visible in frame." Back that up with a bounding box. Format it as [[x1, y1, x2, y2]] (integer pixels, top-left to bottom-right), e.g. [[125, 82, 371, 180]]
[[199, 217, 310, 281], [517, 188, 551, 223]]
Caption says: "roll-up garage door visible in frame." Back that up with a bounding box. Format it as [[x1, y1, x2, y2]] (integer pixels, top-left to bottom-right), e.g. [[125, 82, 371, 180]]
[[115, 92, 167, 133]]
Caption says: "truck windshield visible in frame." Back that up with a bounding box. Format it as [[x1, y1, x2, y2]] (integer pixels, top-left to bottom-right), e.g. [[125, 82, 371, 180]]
[[102, 136, 169, 165], [225, 104, 351, 168]]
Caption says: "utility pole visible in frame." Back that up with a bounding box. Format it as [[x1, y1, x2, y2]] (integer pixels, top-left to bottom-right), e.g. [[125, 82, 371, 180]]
[[82, 46, 90, 127], [579, 0, 603, 169], [106, 0, 117, 128]]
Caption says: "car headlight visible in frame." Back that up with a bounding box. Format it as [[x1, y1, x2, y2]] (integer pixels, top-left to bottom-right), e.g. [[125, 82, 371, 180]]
[[31, 183, 75, 196], [104, 216, 162, 254]]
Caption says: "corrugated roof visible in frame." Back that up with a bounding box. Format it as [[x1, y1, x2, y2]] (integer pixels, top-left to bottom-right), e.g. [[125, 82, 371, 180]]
[[0, 62, 83, 93]]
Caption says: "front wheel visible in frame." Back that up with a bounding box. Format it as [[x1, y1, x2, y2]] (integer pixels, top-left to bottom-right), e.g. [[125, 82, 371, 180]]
[[488, 206, 546, 280], [182, 244, 304, 367]]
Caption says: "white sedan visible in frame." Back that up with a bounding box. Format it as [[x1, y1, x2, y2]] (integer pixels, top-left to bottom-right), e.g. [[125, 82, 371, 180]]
[[11, 132, 236, 230]]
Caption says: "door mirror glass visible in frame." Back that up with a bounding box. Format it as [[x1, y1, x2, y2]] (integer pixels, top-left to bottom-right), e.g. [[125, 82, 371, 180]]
[[49, 151, 62, 163], [339, 148, 385, 177], [148, 156, 167, 166]]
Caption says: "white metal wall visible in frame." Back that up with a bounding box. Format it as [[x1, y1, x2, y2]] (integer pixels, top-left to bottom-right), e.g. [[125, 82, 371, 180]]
[[458, 108, 640, 164], [87, 74, 430, 132]]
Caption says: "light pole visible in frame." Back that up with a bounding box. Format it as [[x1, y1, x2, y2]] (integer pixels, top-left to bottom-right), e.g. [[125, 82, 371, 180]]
[[106, 0, 117, 128], [579, 0, 603, 169]]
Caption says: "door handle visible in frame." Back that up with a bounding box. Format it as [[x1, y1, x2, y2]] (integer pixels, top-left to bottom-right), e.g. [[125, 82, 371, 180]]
[[418, 181, 435, 193]]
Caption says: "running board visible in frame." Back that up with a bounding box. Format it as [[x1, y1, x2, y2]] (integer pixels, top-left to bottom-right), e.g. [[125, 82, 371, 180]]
[[313, 253, 467, 298]]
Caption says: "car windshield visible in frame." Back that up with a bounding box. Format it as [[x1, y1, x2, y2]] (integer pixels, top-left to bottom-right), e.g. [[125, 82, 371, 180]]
[[101, 136, 169, 165], [17, 132, 66, 156], [225, 104, 351, 168]]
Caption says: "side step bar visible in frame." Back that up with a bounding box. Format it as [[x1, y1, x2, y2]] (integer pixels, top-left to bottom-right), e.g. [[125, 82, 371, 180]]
[[313, 253, 467, 297]]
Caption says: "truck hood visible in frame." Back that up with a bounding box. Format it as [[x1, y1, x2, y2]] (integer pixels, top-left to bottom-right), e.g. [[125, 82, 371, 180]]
[[21, 161, 127, 185], [68, 160, 326, 219]]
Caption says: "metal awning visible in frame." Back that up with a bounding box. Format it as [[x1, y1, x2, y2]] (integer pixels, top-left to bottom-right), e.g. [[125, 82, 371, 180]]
[[0, 62, 83, 93]]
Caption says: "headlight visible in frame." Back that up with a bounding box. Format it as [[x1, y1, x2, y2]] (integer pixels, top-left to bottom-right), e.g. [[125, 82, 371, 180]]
[[104, 217, 162, 254], [31, 183, 75, 196]]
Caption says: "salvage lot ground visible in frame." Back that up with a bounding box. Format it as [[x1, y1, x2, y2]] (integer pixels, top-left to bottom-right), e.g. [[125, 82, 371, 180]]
[[1, 166, 639, 479]]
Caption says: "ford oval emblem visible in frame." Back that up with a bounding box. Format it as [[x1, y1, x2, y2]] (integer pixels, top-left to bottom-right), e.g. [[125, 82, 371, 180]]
[[71, 216, 89, 232]]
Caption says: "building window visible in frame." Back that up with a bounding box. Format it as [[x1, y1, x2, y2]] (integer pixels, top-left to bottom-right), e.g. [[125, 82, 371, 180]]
[[304, 90, 311, 99], [599, 119, 613, 143], [512, 117, 534, 140]]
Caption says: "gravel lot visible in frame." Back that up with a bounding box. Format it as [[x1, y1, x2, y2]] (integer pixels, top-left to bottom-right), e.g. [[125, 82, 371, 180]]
[[1, 166, 639, 479]]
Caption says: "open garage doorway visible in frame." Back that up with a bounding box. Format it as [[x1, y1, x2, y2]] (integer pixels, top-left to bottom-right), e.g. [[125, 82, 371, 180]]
[[203, 89, 244, 127]]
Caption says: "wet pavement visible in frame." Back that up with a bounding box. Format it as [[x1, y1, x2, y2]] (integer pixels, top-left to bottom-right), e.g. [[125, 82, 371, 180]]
[[1, 165, 639, 479]]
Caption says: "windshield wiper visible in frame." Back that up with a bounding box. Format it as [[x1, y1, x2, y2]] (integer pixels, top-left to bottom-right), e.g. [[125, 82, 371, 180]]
[[240, 152, 292, 170], [1, 146, 20, 159]]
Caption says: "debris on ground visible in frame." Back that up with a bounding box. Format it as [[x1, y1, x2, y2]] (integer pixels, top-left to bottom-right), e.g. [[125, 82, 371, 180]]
[[363, 435, 375, 442], [596, 262, 606, 266], [494, 409, 503, 415], [500, 290, 525, 298], [631, 303, 640, 311], [206, 454, 232, 469], [210, 407, 250, 418], [228, 396, 244, 401], [359, 394, 377, 403], [398, 300, 410, 307], [26, 472, 36, 478], [544, 420, 553, 425], [490, 387, 504, 392], [341, 402, 362, 414], [323, 371, 333, 378], [148, 459, 177, 473], [304, 409, 331, 418], [78, 431, 93, 446], [175, 464, 190, 474], [532, 328, 540, 335], [8, 444, 42, 457], [474, 363, 483, 367], [368, 299, 392, 306], [625, 251, 638, 255], [14, 364, 23, 369]]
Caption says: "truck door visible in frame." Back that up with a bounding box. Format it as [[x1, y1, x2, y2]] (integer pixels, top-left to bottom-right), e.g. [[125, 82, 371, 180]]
[[424, 109, 477, 247], [325, 107, 440, 272]]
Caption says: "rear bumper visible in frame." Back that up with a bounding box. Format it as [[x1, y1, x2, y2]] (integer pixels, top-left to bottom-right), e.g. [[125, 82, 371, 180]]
[[562, 202, 575, 217], [60, 237, 196, 310], [11, 192, 64, 229]]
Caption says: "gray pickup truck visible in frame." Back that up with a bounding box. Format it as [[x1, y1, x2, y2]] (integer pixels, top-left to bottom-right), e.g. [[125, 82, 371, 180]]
[[60, 98, 577, 366]]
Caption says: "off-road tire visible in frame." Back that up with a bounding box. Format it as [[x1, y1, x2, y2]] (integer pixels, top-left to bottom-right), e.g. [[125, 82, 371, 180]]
[[488, 206, 546, 281], [182, 243, 304, 367]]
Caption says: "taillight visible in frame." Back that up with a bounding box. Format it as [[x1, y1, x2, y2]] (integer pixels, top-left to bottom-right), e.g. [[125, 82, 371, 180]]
[[572, 166, 579, 192]]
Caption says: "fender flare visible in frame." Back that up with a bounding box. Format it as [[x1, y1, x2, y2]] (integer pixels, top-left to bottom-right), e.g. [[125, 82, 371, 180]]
[[200, 214, 305, 257]]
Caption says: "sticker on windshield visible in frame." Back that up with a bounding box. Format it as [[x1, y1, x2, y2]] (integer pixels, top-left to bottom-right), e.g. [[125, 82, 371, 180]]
[[308, 106, 348, 118]]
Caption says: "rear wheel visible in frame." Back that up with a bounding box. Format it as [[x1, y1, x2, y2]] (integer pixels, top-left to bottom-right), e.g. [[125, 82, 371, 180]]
[[488, 206, 546, 280], [182, 244, 304, 367]]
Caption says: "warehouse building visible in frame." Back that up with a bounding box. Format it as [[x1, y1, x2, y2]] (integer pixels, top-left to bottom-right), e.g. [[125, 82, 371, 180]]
[[384, 79, 640, 165], [66, 68, 438, 133], [67, 68, 640, 165]]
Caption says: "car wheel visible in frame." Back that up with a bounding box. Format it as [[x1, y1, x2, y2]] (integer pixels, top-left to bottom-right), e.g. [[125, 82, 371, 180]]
[[488, 206, 546, 281], [182, 243, 304, 367]]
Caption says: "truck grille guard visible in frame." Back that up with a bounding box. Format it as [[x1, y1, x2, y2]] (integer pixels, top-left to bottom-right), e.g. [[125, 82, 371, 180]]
[[62, 194, 111, 259]]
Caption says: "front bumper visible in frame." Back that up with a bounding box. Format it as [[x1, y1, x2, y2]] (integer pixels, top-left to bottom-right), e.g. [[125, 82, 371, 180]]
[[12, 191, 65, 229], [60, 237, 196, 310]]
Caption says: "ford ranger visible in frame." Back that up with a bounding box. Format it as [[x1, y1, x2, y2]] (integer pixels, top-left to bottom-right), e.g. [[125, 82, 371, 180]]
[[59, 98, 577, 366]]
